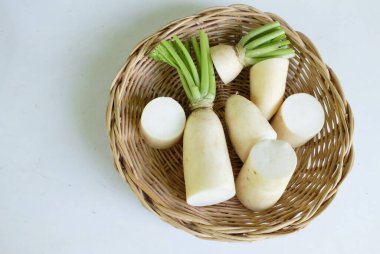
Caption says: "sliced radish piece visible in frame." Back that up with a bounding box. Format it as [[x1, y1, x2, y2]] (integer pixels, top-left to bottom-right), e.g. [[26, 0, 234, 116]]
[[140, 97, 186, 149], [236, 139, 297, 211], [271, 93, 325, 148]]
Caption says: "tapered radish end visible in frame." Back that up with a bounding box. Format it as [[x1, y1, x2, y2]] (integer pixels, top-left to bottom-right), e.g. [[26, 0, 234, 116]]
[[225, 94, 277, 162], [187, 187, 236, 206], [210, 44, 243, 84], [250, 58, 289, 120]]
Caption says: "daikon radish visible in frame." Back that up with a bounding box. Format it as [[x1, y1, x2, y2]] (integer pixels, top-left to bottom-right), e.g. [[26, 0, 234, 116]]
[[210, 44, 243, 84], [184, 108, 235, 206], [250, 58, 289, 119], [140, 97, 186, 149], [225, 94, 277, 162], [150, 31, 235, 206], [210, 22, 295, 84], [236, 139, 297, 211], [271, 93, 325, 148]]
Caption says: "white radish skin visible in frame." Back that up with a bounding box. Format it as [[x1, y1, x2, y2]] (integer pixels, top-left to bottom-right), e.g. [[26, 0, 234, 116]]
[[236, 140, 297, 211], [183, 108, 235, 206], [271, 93, 325, 148], [140, 97, 186, 149], [225, 94, 277, 162], [210, 44, 243, 84], [250, 58, 289, 119]]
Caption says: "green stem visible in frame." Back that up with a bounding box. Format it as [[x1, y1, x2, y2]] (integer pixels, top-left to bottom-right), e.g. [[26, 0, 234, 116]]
[[251, 26, 282, 39], [161, 41, 200, 100], [257, 48, 295, 58], [150, 43, 177, 67], [149, 30, 215, 106], [177, 72, 192, 101], [206, 51, 216, 100], [173, 41, 191, 74], [270, 34, 287, 42], [191, 36, 201, 73], [244, 29, 285, 50], [244, 50, 295, 66], [184, 40, 190, 52], [245, 40, 290, 58], [238, 21, 280, 48], [173, 35, 200, 87], [153, 47, 195, 102], [199, 31, 209, 97], [244, 57, 271, 66], [244, 48, 295, 66], [234, 22, 296, 67]]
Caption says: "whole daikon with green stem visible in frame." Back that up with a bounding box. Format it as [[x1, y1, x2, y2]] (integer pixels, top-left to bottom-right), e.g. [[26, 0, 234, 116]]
[[211, 21, 294, 84], [150, 31, 235, 206]]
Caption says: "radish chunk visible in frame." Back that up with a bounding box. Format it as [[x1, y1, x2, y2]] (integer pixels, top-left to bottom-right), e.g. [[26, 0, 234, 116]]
[[271, 93, 325, 148], [225, 94, 277, 162], [210, 44, 243, 84], [184, 108, 235, 206], [236, 140, 297, 211], [140, 97, 186, 149], [250, 58, 289, 119]]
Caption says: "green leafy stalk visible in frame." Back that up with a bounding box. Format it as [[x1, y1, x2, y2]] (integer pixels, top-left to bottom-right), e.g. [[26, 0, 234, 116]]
[[257, 48, 295, 58], [270, 34, 287, 43], [244, 29, 285, 49], [238, 21, 280, 48], [244, 51, 296, 66], [161, 41, 198, 91], [184, 40, 190, 52], [236, 21, 295, 66], [206, 51, 216, 101], [150, 31, 215, 106], [191, 36, 201, 72], [199, 31, 210, 97], [245, 40, 290, 58], [177, 72, 193, 100], [173, 35, 200, 86], [173, 41, 190, 71], [244, 57, 272, 66]]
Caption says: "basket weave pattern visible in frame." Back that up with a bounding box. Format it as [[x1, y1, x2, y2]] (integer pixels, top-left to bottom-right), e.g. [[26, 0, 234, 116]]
[[106, 5, 354, 241]]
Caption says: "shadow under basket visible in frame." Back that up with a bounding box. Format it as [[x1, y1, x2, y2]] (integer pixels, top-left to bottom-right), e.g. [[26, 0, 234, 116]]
[[106, 4, 354, 242]]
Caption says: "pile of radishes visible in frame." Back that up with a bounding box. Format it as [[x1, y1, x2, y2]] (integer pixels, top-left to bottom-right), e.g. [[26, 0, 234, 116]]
[[140, 23, 325, 211]]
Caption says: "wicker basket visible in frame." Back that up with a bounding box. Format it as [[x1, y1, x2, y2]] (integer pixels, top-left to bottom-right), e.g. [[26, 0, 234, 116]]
[[106, 4, 354, 242]]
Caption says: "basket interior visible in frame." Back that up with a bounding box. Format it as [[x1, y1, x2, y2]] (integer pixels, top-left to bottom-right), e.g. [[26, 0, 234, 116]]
[[108, 8, 353, 240]]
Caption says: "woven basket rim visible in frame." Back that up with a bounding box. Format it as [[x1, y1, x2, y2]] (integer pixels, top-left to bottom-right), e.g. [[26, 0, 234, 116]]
[[106, 4, 355, 242]]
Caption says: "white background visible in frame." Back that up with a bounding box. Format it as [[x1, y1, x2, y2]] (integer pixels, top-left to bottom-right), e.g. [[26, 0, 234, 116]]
[[1, 0, 379, 253]]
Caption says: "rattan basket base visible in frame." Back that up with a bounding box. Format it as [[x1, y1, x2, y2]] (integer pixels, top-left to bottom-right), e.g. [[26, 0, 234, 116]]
[[106, 4, 354, 242]]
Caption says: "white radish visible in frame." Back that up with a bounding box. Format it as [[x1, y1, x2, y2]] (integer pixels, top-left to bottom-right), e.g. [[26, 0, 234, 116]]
[[140, 97, 186, 149], [250, 58, 289, 119], [271, 93, 325, 148], [210, 44, 243, 84], [184, 109, 235, 206], [210, 22, 295, 84], [225, 94, 277, 162], [236, 139, 297, 211], [150, 31, 235, 206]]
